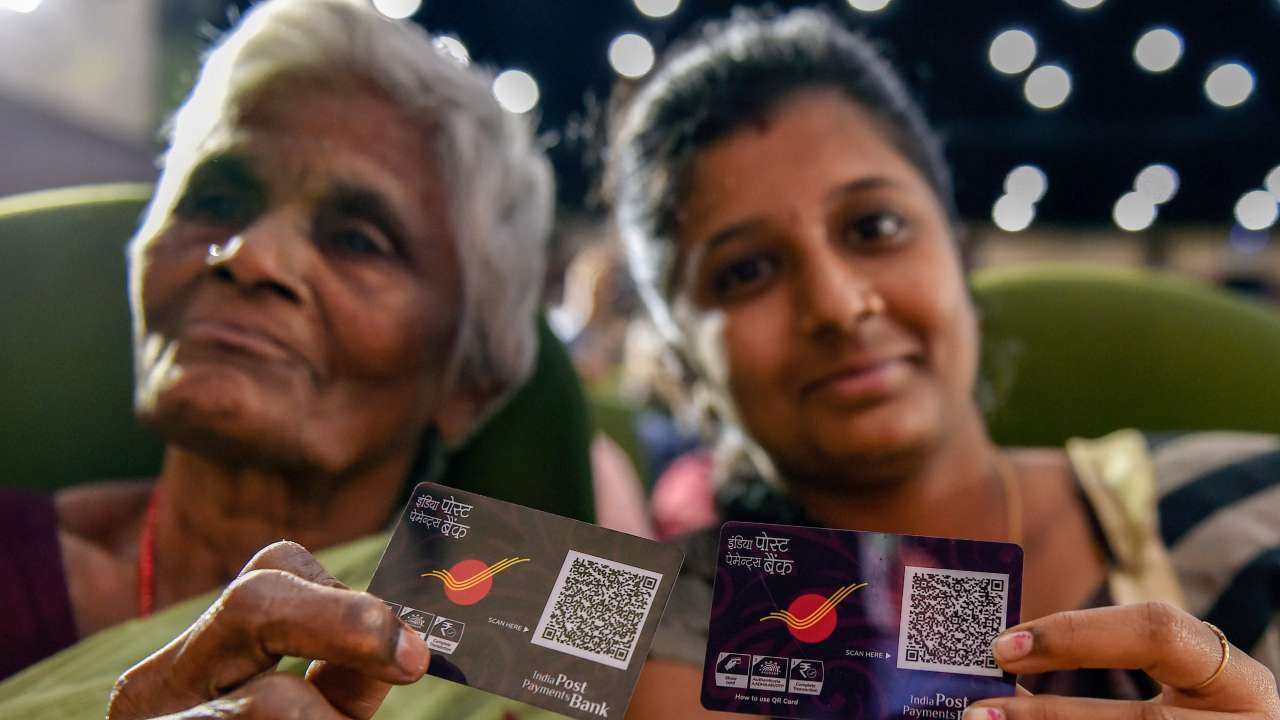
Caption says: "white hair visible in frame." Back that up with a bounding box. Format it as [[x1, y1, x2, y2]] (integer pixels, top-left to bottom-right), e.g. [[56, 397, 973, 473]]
[[142, 0, 553, 423]]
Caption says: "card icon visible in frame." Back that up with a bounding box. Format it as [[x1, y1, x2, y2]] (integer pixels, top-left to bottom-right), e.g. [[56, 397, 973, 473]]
[[714, 652, 751, 688], [749, 655, 789, 692], [426, 615, 465, 654], [397, 605, 434, 635], [789, 659, 824, 695]]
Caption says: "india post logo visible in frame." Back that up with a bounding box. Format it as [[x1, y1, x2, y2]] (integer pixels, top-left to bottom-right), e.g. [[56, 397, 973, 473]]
[[422, 557, 530, 605], [760, 582, 868, 643]]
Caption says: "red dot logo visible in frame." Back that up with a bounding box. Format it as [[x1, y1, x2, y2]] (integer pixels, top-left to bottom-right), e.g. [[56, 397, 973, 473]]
[[442, 559, 493, 605], [785, 593, 840, 643], [422, 557, 529, 605], [759, 582, 868, 644]]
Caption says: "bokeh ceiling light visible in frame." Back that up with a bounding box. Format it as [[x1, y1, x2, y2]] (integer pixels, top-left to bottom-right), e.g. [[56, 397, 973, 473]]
[[1004, 165, 1048, 202], [1113, 192, 1157, 232], [1024, 65, 1072, 110], [1133, 28, 1183, 73], [1235, 190, 1279, 231], [371, 0, 421, 20], [992, 195, 1035, 232], [848, 0, 893, 12], [1205, 63, 1255, 108], [433, 36, 470, 66], [989, 30, 1037, 75], [634, 0, 679, 19], [608, 33, 656, 79], [492, 70, 540, 114], [0, 0, 42, 11], [1134, 164, 1179, 205], [1062, 0, 1105, 9], [1266, 166, 1280, 200]]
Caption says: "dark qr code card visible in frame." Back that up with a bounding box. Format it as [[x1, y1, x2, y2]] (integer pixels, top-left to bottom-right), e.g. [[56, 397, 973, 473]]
[[703, 521, 1022, 720], [368, 482, 684, 720]]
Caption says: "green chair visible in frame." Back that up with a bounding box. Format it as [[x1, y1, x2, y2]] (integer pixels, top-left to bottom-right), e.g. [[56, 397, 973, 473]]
[[0, 184, 593, 522], [974, 263, 1280, 446]]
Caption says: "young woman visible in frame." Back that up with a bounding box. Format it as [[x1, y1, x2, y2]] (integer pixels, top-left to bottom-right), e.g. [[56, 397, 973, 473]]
[[607, 9, 1279, 719]]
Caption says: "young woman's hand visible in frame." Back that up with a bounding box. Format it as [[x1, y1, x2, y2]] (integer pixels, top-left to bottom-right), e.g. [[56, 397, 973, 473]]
[[967, 603, 1280, 720], [106, 541, 429, 720]]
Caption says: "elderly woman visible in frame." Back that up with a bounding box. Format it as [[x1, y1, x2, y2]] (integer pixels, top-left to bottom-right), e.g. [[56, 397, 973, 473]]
[[0, 0, 553, 709], [606, 9, 1280, 720]]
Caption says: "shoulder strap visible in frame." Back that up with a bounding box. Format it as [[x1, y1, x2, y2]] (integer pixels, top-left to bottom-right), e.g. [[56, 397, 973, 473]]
[[1065, 430, 1187, 609]]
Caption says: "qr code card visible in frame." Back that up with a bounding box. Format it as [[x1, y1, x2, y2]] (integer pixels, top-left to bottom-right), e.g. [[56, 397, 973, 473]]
[[369, 482, 684, 720], [702, 521, 1022, 720]]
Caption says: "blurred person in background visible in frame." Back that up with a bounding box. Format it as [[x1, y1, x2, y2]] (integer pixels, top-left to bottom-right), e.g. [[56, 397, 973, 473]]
[[559, 238, 636, 389], [0, 0, 554, 709], [606, 8, 1280, 719], [550, 234, 656, 538]]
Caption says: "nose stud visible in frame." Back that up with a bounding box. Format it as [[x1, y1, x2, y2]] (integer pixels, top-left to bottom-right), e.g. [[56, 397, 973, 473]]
[[862, 289, 887, 317], [206, 243, 225, 265]]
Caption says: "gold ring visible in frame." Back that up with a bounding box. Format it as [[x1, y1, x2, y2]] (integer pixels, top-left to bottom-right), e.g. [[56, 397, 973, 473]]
[[1188, 621, 1230, 691]]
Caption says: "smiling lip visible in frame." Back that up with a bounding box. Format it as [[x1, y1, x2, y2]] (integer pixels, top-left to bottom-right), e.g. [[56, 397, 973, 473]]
[[182, 319, 298, 363], [800, 357, 912, 403]]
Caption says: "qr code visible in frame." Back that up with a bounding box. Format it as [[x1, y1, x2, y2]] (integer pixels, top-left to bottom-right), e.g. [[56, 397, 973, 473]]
[[896, 566, 1009, 678], [530, 550, 663, 670]]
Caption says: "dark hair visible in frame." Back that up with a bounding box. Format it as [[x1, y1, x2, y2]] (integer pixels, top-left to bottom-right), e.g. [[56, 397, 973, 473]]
[[609, 7, 956, 337]]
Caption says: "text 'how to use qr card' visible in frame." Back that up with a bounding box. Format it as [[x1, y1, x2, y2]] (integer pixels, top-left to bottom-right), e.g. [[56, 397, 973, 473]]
[[368, 482, 684, 720], [702, 521, 1023, 720]]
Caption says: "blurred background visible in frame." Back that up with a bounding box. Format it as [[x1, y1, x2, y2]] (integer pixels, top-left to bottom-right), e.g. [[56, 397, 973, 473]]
[[1, 0, 1277, 288]]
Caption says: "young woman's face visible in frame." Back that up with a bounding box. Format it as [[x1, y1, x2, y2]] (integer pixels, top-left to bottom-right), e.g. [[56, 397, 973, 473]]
[[130, 77, 466, 478], [672, 90, 978, 486]]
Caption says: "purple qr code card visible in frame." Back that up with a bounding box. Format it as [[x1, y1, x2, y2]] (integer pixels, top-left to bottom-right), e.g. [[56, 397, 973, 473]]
[[701, 521, 1023, 720]]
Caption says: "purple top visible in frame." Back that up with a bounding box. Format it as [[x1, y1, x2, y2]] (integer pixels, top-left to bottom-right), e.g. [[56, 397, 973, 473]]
[[0, 487, 77, 680]]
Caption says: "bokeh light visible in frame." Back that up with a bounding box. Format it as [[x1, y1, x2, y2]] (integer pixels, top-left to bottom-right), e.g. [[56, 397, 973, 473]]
[[0, 0, 42, 11], [608, 33, 656, 79], [1133, 28, 1183, 74], [1266, 166, 1280, 200], [371, 0, 421, 20], [492, 70, 540, 114], [848, 0, 893, 12], [433, 36, 470, 66], [989, 30, 1037, 75], [1205, 63, 1255, 108], [1235, 190, 1279, 231], [1004, 165, 1048, 202], [1024, 65, 1072, 110], [1134, 164, 1179, 205], [1113, 192, 1157, 232], [992, 195, 1036, 232], [634, 0, 679, 19]]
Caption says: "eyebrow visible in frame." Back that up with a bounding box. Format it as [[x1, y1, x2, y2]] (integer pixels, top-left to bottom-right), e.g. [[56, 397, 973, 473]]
[[702, 177, 901, 251], [705, 218, 769, 252], [824, 176, 902, 208], [183, 154, 263, 195], [323, 182, 410, 248]]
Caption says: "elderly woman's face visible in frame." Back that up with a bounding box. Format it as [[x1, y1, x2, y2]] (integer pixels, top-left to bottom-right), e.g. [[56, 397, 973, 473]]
[[673, 89, 977, 486], [130, 77, 463, 477]]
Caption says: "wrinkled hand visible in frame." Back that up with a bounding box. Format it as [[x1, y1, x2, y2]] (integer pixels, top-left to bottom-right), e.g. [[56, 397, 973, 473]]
[[107, 541, 430, 720], [967, 602, 1280, 720]]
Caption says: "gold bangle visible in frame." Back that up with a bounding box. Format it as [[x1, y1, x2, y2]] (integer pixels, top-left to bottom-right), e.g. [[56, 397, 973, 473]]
[[1189, 621, 1230, 691]]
